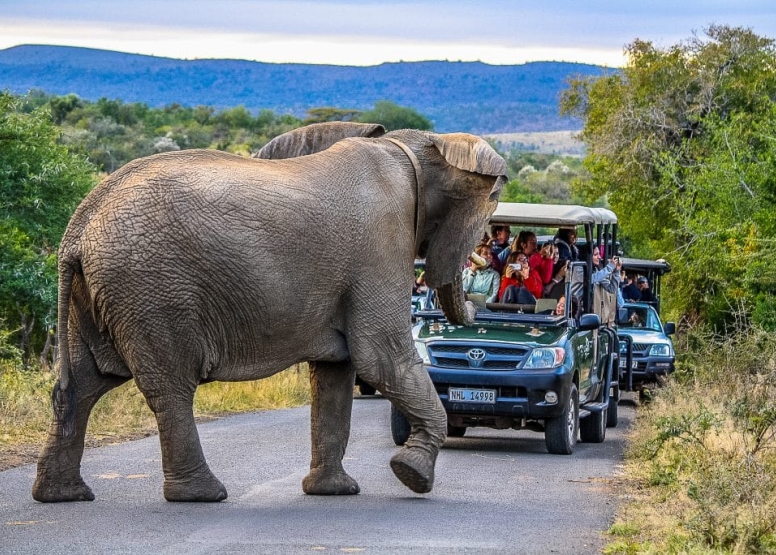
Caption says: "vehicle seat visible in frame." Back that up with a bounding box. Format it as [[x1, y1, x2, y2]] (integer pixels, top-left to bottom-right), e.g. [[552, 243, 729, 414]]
[[535, 298, 558, 314], [466, 293, 488, 309]]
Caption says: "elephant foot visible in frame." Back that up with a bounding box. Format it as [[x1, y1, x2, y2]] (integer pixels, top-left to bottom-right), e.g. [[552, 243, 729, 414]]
[[163, 473, 228, 502], [302, 468, 360, 495], [32, 476, 95, 503], [390, 446, 437, 494]]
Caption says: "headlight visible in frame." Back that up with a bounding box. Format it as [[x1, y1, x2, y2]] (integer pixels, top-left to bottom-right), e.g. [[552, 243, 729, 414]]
[[414, 341, 431, 364], [523, 347, 565, 369], [649, 343, 673, 357]]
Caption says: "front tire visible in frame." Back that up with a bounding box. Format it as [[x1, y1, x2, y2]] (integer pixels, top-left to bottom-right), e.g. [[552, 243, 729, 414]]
[[580, 407, 606, 443], [545, 383, 578, 455], [390, 404, 411, 446]]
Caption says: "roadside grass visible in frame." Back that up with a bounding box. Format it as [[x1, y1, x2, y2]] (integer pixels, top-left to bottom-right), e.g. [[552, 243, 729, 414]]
[[604, 325, 776, 554], [0, 360, 311, 468]]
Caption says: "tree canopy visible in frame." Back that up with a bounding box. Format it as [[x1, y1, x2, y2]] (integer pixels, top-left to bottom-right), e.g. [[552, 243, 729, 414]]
[[561, 25, 776, 330], [0, 92, 97, 362], [356, 100, 433, 131]]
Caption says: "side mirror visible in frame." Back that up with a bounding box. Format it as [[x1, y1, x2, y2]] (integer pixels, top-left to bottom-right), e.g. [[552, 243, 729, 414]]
[[578, 313, 601, 331], [664, 322, 676, 335]]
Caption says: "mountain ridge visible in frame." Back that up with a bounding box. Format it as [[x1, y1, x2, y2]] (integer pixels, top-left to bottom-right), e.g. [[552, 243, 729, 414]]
[[0, 44, 615, 133]]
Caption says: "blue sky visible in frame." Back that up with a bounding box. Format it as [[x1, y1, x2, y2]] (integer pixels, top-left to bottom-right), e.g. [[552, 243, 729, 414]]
[[1, 1, 774, 66]]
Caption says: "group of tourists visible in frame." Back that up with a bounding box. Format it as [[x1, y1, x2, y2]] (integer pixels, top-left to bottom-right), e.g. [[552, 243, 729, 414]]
[[462, 226, 573, 307]]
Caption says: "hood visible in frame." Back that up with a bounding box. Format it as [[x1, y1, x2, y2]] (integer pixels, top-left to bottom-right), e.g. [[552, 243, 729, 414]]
[[415, 320, 567, 346], [618, 329, 671, 344]]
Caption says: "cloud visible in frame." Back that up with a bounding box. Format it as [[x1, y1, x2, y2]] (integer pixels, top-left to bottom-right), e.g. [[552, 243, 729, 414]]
[[1, 0, 774, 66]]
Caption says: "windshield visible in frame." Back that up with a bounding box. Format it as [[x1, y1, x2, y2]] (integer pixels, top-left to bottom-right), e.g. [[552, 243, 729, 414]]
[[618, 305, 662, 332]]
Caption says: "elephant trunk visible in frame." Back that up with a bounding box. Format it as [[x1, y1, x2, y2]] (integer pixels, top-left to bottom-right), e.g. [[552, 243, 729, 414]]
[[436, 273, 476, 326]]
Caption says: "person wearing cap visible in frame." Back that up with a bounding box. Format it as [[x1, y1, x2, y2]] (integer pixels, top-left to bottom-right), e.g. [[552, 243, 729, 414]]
[[636, 276, 655, 303], [621, 272, 642, 302]]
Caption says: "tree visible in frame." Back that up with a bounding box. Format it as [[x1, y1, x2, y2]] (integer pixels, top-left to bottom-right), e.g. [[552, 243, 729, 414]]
[[560, 25, 776, 329], [0, 92, 96, 363], [304, 107, 362, 124], [357, 100, 433, 131]]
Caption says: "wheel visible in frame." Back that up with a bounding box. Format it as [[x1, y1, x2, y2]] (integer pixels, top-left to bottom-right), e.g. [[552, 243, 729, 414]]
[[580, 407, 606, 443], [358, 382, 376, 396], [607, 383, 619, 428], [545, 383, 578, 455], [446, 424, 466, 438], [390, 404, 411, 446]]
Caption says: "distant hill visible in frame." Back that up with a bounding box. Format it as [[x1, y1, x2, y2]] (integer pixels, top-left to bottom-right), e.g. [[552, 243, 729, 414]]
[[0, 44, 615, 134]]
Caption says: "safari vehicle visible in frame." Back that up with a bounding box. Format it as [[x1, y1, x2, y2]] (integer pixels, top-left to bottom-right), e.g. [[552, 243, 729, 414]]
[[394, 203, 621, 454], [616, 258, 676, 391], [619, 257, 670, 313], [617, 303, 676, 390]]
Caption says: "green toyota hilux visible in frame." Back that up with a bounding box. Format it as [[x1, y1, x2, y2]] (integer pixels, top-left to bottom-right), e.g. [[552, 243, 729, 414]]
[[393, 203, 621, 454]]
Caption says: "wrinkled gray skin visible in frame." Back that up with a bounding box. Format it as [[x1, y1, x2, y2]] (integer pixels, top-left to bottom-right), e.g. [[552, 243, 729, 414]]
[[32, 122, 506, 504]]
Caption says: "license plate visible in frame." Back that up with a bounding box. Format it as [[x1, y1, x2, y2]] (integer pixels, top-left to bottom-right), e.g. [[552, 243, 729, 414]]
[[619, 359, 638, 369], [448, 388, 496, 404]]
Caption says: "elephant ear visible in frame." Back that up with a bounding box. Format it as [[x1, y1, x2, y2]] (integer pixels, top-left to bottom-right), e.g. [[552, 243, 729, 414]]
[[255, 122, 386, 159], [429, 133, 507, 200]]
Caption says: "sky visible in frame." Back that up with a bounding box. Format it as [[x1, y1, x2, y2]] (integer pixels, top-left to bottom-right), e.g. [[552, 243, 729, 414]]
[[1, 1, 775, 67]]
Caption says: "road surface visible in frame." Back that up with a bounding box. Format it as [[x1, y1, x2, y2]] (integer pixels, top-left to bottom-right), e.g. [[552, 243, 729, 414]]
[[0, 395, 632, 554]]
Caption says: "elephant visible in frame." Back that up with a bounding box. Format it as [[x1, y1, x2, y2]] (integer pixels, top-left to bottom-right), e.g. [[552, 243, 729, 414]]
[[32, 122, 507, 504]]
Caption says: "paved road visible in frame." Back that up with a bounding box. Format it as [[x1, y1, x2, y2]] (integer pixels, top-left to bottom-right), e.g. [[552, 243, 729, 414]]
[[0, 395, 632, 554]]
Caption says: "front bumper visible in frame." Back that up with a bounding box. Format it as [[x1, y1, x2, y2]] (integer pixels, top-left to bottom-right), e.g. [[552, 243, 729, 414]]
[[426, 365, 574, 420], [619, 356, 675, 385]]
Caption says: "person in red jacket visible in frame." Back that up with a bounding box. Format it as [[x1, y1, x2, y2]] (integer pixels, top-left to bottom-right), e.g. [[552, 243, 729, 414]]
[[498, 252, 543, 301], [498, 251, 527, 301], [529, 240, 555, 287]]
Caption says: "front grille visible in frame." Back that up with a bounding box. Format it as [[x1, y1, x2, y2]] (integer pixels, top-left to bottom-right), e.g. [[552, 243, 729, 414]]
[[632, 343, 650, 354], [427, 342, 528, 371]]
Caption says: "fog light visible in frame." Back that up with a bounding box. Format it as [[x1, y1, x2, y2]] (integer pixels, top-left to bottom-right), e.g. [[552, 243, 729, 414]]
[[545, 391, 558, 404]]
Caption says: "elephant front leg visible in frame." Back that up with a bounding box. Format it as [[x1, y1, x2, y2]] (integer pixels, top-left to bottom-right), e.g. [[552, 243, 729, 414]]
[[302, 361, 360, 495], [140, 386, 227, 502], [361, 356, 447, 494]]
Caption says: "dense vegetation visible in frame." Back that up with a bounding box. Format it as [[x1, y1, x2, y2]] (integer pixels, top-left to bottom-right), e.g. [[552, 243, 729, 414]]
[[561, 24, 776, 332], [559, 25, 776, 553]]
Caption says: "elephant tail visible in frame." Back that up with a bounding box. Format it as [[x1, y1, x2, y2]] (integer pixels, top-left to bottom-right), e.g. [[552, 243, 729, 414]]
[[53, 258, 77, 438]]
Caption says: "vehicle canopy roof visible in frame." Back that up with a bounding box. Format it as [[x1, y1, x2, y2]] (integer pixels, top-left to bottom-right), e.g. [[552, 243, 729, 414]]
[[620, 257, 671, 276], [489, 202, 618, 227]]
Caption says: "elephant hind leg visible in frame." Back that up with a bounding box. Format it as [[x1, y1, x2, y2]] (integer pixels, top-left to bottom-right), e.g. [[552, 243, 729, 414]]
[[133, 375, 226, 502], [33, 344, 130, 502], [302, 360, 360, 495]]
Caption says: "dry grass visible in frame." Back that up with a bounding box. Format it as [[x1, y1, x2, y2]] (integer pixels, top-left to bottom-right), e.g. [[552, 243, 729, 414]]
[[604, 327, 776, 554], [0, 362, 311, 470]]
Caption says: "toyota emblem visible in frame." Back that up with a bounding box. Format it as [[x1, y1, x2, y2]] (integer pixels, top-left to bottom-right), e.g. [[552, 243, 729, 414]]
[[466, 348, 487, 368]]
